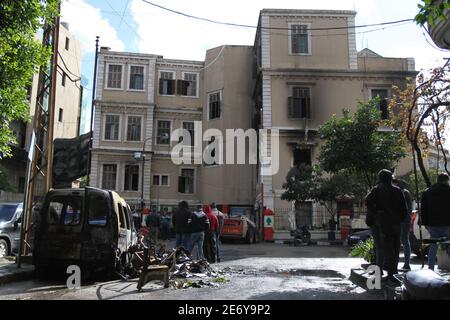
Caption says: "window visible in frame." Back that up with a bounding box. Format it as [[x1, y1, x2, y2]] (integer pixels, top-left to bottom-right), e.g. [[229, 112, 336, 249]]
[[65, 37, 70, 50], [47, 196, 82, 226], [107, 64, 123, 89], [290, 24, 310, 54], [58, 108, 63, 122], [126, 116, 142, 141], [62, 72, 66, 87], [104, 115, 120, 140], [102, 164, 117, 190], [158, 71, 175, 95], [208, 92, 221, 119], [293, 149, 311, 167], [124, 165, 139, 191], [178, 73, 197, 96], [182, 121, 194, 146], [87, 191, 109, 226], [178, 169, 194, 194], [129, 65, 144, 90], [288, 87, 311, 119], [371, 89, 389, 120], [157, 120, 171, 144], [153, 174, 169, 186]]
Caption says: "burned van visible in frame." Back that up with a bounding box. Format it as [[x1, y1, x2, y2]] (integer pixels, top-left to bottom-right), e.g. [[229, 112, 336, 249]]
[[33, 187, 137, 278]]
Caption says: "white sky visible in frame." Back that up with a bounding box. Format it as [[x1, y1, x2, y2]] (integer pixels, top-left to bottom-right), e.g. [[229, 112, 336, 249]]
[[61, 0, 448, 72]]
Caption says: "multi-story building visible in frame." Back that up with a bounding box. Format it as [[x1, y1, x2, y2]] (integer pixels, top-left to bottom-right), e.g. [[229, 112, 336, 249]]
[[90, 9, 417, 236], [253, 9, 416, 233], [0, 22, 83, 201]]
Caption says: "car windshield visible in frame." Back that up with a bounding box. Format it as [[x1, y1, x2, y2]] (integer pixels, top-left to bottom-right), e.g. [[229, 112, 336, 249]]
[[0, 204, 18, 222]]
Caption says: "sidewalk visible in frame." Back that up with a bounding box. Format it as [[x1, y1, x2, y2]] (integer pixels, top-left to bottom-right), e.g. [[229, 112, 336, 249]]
[[0, 256, 35, 286]]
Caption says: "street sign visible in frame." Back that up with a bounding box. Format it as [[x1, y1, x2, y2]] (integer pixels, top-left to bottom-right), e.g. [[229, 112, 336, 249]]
[[264, 215, 274, 228]]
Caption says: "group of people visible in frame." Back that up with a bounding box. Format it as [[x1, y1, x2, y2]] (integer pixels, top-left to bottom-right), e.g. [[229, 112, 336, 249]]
[[365, 169, 450, 283], [135, 201, 224, 263], [172, 201, 224, 263]]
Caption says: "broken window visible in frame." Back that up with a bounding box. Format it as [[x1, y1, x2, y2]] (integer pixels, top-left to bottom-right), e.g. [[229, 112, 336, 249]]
[[177, 73, 197, 96], [47, 196, 82, 226], [371, 89, 389, 120], [293, 148, 311, 167], [288, 87, 311, 119], [87, 192, 109, 226]]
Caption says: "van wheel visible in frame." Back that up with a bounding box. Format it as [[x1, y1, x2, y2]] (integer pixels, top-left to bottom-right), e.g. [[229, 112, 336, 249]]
[[0, 239, 9, 257]]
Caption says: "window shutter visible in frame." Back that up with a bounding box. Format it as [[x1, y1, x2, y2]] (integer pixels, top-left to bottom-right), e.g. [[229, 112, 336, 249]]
[[306, 96, 311, 118], [159, 78, 164, 94], [178, 176, 184, 193], [176, 80, 183, 95], [288, 97, 294, 118]]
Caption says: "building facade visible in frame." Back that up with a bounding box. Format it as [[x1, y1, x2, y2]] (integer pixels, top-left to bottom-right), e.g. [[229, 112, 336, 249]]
[[0, 22, 83, 202], [90, 9, 417, 233]]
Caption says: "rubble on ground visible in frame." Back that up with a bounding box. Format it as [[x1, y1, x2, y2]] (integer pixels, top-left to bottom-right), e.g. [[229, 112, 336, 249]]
[[120, 239, 228, 290]]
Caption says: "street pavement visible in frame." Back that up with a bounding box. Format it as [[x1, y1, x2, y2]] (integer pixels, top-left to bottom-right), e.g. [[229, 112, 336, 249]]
[[0, 242, 388, 300]]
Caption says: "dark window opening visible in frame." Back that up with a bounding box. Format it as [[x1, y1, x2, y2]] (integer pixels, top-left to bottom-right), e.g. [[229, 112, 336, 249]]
[[124, 165, 139, 191], [178, 169, 194, 194], [159, 72, 175, 95], [288, 87, 311, 119], [87, 192, 109, 226], [209, 92, 221, 119], [65, 37, 70, 50], [62, 72, 66, 87], [371, 89, 389, 120], [157, 120, 171, 144], [47, 196, 82, 226], [58, 108, 63, 122], [293, 148, 311, 167]]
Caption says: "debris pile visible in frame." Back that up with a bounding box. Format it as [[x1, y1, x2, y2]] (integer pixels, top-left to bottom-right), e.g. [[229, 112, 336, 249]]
[[120, 238, 228, 291]]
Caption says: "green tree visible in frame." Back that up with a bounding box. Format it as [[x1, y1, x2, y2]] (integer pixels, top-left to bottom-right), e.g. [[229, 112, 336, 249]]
[[318, 100, 407, 189], [0, 0, 60, 158], [415, 0, 450, 28]]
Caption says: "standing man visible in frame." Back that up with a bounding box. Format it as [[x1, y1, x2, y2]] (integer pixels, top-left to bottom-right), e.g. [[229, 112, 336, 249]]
[[203, 204, 218, 263], [189, 205, 209, 260], [160, 209, 171, 241], [173, 201, 192, 250], [211, 203, 224, 262], [420, 172, 450, 270], [393, 178, 413, 271], [145, 209, 160, 245], [365, 169, 407, 282]]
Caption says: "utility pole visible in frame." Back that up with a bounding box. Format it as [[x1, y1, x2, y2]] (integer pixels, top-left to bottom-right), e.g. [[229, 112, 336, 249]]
[[18, 4, 61, 266], [86, 36, 100, 186]]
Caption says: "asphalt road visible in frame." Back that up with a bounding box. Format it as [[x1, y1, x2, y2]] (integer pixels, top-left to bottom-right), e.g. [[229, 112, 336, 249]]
[[0, 242, 382, 300]]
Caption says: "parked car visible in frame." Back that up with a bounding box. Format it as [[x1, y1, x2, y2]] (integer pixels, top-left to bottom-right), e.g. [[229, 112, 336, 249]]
[[348, 229, 371, 247], [0, 202, 23, 257]]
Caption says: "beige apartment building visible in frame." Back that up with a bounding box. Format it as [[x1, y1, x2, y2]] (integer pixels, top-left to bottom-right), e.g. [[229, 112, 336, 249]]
[[0, 22, 83, 201], [253, 9, 416, 232], [90, 9, 417, 233]]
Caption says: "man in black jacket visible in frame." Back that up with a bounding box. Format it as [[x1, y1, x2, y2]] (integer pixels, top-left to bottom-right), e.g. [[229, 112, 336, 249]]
[[173, 201, 192, 249], [366, 169, 408, 281], [189, 205, 209, 260], [420, 172, 450, 270]]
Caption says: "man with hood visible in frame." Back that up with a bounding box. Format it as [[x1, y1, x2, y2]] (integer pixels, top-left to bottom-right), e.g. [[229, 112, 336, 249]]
[[203, 204, 219, 263], [189, 205, 209, 260], [172, 201, 192, 249], [211, 203, 224, 262], [365, 169, 407, 282]]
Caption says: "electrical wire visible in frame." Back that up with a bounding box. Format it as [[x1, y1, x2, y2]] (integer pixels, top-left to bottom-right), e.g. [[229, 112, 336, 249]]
[[140, 0, 414, 31], [57, 51, 81, 80]]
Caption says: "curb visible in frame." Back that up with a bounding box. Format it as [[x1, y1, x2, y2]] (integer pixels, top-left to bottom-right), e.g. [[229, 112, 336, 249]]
[[0, 266, 35, 286]]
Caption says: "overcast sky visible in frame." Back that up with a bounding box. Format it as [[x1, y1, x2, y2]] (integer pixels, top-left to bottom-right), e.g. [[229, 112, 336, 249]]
[[60, 0, 448, 133]]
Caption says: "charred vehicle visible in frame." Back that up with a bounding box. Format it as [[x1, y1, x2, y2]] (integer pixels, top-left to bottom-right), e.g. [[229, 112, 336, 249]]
[[33, 187, 137, 278]]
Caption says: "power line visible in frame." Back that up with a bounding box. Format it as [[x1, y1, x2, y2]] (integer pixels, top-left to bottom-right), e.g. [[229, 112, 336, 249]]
[[140, 0, 413, 31], [118, 0, 130, 31], [57, 51, 81, 80]]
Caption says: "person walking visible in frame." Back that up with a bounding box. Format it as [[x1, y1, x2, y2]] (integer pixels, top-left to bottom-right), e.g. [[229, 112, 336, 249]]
[[365, 169, 408, 282], [420, 172, 450, 270], [145, 209, 160, 245], [211, 203, 224, 262], [172, 201, 192, 250], [393, 178, 413, 271], [189, 205, 209, 260], [203, 204, 218, 263]]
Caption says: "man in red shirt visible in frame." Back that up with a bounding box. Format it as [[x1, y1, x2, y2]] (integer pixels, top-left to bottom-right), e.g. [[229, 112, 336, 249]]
[[203, 205, 218, 263]]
